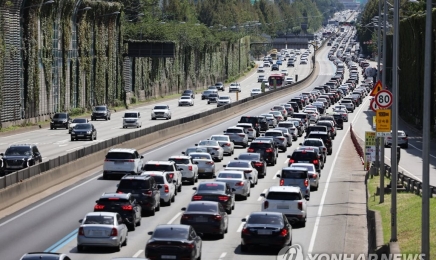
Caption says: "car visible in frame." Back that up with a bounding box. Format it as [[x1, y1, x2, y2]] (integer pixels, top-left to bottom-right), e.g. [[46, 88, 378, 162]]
[[181, 201, 229, 237], [217, 96, 232, 107], [223, 160, 258, 187], [257, 66, 265, 73], [223, 126, 249, 147], [201, 90, 215, 100], [210, 135, 235, 155], [214, 170, 251, 199], [189, 152, 216, 178], [143, 161, 183, 192], [307, 131, 333, 155], [287, 61, 295, 67], [238, 116, 262, 135], [288, 163, 320, 190], [339, 99, 355, 112], [236, 152, 267, 178], [271, 105, 288, 120], [182, 89, 195, 99], [317, 120, 337, 139], [0, 144, 42, 173], [300, 59, 308, 64], [300, 138, 327, 163], [271, 64, 279, 71], [258, 75, 265, 82], [332, 113, 345, 129], [192, 181, 236, 213], [207, 93, 220, 104], [91, 105, 111, 121], [70, 123, 97, 141], [168, 155, 199, 185], [256, 115, 270, 132], [151, 105, 171, 120], [277, 166, 311, 200], [179, 96, 194, 106], [274, 127, 293, 147], [145, 224, 202, 260], [229, 82, 242, 92], [268, 110, 284, 122], [122, 111, 142, 128], [385, 130, 409, 148], [103, 148, 144, 179], [306, 125, 328, 138], [215, 82, 225, 91], [260, 186, 308, 226], [196, 140, 224, 162], [285, 77, 294, 84], [182, 146, 208, 156], [260, 113, 277, 127], [281, 69, 288, 76], [240, 211, 293, 252], [247, 140, 277, 166], [264, 129, 287, 152], [116, 175, 161, 216], [93, 192, 142, 231], [68, 118, 90, 133], [236, 123, 257, 141], [20, 252, 72, 260], [50, 112, 71, 130], [251, 88, 262, 96], [141, 171, 176, 206], [76, 211, 128, 252], [277, 121, 299, 140], [276, 60, 283, 65]]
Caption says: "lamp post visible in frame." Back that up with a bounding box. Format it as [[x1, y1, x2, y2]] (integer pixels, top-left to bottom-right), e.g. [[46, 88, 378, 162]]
[[380, 0, 388, 204]]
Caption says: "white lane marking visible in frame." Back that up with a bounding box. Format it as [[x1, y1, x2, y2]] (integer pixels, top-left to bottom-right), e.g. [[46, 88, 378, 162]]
[[257, 189, 267, 201], [66, 146, 83, 152], [59, 144, 68, 147], [272, 170, 280, 180], [133, 250, 144, 258], [236, 215, 249, 232], [409, 143, 436, 160], [55, 139, 69, 143], [12, 139, 29, 143], [219, 252, 227, 259], [42, 157, 46, 160], [283, 158, 288, 164], [111, 127, 120, 130], [167, 212, 182, 224]]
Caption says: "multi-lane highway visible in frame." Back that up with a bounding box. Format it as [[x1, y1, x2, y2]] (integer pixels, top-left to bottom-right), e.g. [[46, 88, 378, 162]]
[[0, 30, 374, 260]]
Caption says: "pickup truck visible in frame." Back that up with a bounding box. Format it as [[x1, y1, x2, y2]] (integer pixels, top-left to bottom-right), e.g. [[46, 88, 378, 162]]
[[261, 186, 308, 227], [143, 161, 183, 192]]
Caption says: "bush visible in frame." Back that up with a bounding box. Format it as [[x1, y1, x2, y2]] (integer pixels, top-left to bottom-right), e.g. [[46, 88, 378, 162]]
[[70, 107, 86, 117], [131, 96, 137, 104]]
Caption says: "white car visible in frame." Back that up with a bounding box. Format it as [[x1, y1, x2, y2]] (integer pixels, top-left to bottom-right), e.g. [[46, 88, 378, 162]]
[[257, 66, 265, 73], [102, 148, 144, 179], [229, 83, 241, 93], [285, 77, 294, 85], [260, 186, 308, 226], [339, 99, 355, 112], [288, 163, 320, 190], [123, 111, 142, 128], [250, 88, 262, 96], [209, 135, 234, 155], [281, 69, 288, 76], [215, 170, 251, 199], [151, 104, 171, 120], [196, 140, 225, 162], [217, 96, 231, 107], [168, 155, 199, 185], [236, 123, 257, 141], [258, 75, 265, 82], [141, 171, 176, 205], [142, 161, 183, 193], [178, 96, 194, 106], [223, 160, 258, 187]]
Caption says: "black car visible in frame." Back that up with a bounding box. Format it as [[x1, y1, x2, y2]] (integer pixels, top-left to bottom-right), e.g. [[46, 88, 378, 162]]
[[70, 123, 97, 141], [0, 144, 42, 174], [145, 224, 202, 260], [201, 90, 214, 100], [288, 148, 323, 171], [207, 93, 219, 104], [191, 181, 235, 213], [293, 113, 309, 126], [271, 64, 279, 71], [288, 101, 299, 113], [307, 131, 333, 155], [94, 192, 141, 231], [238, 116, 262, 135], [91, 105, 111, 121], [289, 98, 304, 110], [215, 82, 225, 91], [317, 121, 336, 139], [240, 212, 292, 252], [300, 138, 328, 163], [332, 113, 344, 129], [183, 89, 195, 99], [287, 61, 295, 67], [305, 125, 328, 138], [50, 112, 71, 130], [236, 153, 267, 178], [180, 201, 229, 237], [116, 175, 161, 216], [247, 140, 277, 166]]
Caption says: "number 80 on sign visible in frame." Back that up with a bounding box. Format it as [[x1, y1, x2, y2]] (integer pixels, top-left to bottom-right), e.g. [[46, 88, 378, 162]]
[[375, 90, 393, 108]]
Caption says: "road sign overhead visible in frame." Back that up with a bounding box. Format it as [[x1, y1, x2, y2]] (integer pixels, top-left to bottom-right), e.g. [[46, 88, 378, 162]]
[[375, 90, 393, 108], [370, 80, 383, 96], [370, 99, 379, 112], [376, 109, 391, 132]]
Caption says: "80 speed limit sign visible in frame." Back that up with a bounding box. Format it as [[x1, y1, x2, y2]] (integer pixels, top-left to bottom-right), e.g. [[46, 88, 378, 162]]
[[375, 90, 393, 108]]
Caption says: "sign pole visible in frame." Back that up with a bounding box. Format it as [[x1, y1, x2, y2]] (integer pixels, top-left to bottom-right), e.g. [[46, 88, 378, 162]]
[[380, 1, 387, 204]]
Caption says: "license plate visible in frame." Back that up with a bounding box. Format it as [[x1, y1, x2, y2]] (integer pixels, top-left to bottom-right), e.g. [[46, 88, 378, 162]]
[[92, 231, 103, 236], [277, 205, 289, 209], [195, 217, 208, 222], [78, 135, 84, 137], [257, 230, 272, 235], [115, 161, 124, 164], [198, 169, 205, 173], [161, 256, 176, 259], [300, 161, 309, 163]]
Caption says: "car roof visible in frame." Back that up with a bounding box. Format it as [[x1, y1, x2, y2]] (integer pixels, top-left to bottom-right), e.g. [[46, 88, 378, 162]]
[[249, 211, 284, 217], [199, 181, 226, 186], [100, 192, 130, 199], [309, 131, 329, 135], [141, 171, 167, 177], [188, 201, 220, 207], [155, 224, 190, 231], [85, 211, 118, 217], [9, 144, 35, 148], [289, 163, 316, 168], [121, 175, 151, 180], [21, 252, 68, 260], [108, 148, 137, 153], [168, 155, 190, 159], [145, 161, 173, 165], [217, 170, 244, 175], [226, 126, 244, 130], [268, 185, 301, 192]]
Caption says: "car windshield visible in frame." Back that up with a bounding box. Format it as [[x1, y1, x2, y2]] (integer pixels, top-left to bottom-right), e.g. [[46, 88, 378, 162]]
[[203, 91, 212, 94], [53, 113, 67, 119], [189, 153, 212, 160], [124, 113, 138, 118], [249, 142, 271, 149], [198, 140, 219, 146], [281, 170, 308, 178], [239, 117, 256, 124], [118, 179, 149, 190], [292, 151, 317, 160], [290, 165, 315, 172], [152, 227, 189, 240], [154, 106, 168, 110], [143, 164, 174, 171], [211, 136, 228, 141], [218, 172, 242, 179], [4, 146, 31, 156], [72, 118, 87, 123], [84, 215, 114, 225], [266, 191, 302, 200], [198, 183, 225, 191], [187, 203, 218, 212], [185, 148, 207, 155], [219, 97, 230, 100], [181, 97, 190, 100], [238, 154, 260, 161], [265, 132, 282, 137], [74, 124, 91, 130], [168, 158, 190, 165], [269, 111, 281, 116], [225, 128, 242, 133], [252, 89, 261, 92], [106, 152, 135, 160], [247, 214, 284, 225], [94, 106, 106, 111], [149, 175, 164, 184], [227, 161, 250, 168]]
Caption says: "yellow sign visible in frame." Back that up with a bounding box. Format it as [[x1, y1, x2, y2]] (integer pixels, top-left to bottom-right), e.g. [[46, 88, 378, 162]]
[[370, 80, 383, 96], [365, 131, 376, 164], [365, 131, 376, 146], [376, 109, 391, 132], [372, 116, 376, 130]]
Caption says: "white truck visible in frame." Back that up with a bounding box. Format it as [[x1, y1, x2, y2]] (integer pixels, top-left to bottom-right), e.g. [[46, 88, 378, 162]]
[[143, 161, 183, 193]]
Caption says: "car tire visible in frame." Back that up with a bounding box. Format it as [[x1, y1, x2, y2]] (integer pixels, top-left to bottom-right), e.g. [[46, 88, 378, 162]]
[[115, 242, 121, 252], [155, 201, 161, 212], [171, 194, 176, 202], [166, 197, 172, 206], [105, 116, 108, 121], [226, 208, 232, 214], [219, 232, 225, 239], [122, 236, 128, 246], [177, 184, 182, 192]]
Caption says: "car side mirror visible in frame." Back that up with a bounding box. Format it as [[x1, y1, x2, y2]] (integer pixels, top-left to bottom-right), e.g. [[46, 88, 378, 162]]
[[0, 153, 3, 156], [241, 218, 247, 222], [78, 219, 83, 223], [181, 152, 186, 155], [406, 134, 408, 137], [140, 156, 144, 159], [194, 144, 198, 146], [181, 207, 186, 211], [95, 200, 99, 203], [260, 193, 265, 197], [305, 195, 310, 201], [234, 157, 238, 160], [212, 175, 216, 178], [223, 165, 227, 167], [192, 187, 197, 190], [157, 185, 162, 189], [148, 231, 154, 235]]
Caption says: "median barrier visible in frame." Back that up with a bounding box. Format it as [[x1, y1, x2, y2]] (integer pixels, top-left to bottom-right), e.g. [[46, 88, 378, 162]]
[[0, 37, 328, 211]]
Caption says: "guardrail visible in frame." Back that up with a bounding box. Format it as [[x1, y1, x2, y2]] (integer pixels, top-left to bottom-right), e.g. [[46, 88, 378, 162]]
[[350, 124, 365, 165]]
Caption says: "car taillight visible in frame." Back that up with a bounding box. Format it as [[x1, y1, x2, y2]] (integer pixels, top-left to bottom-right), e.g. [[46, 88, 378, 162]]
[[117, 191, 123, 194], [188, 165, 193, 171], [126, 160, 135, 162], [182, 243, 195, 249], [244, 170, 252, 174], [266, 148, 273, 153], [238, 134, 245, 137], [212, 215, 222, 221], [169, 173, 174, 179], [403, 137, 408, 140], [122, 205, 133, 211], [164, 184, 169, 193], [313, 159, 319, 164], [289, 159, 295, 164], [387, 137, 392, 139], [242, 228, 250, 235], [264, 201, 269, 209], [181, 214, 191, 220], [255, 162, 263, 167], [304, 179, 309, 187], [206, 161, 214, 165], [225, 143, 231, 146], [142, 190, 152, 196], [311, 173, 318, 179], [280, 228, 288, 237], [323, 147, 327, 151], [343, 114, 346, 116], [278, 137, 285, 141], [247, 148, 254, 152], [218, 196, 229, 202], [331, 127, 335, 132], [283, 110, 286, 114], [110, 228, 118, 236], [298, 201, 303, 210], [193, 195, 202, 200], [94, 204, 105, 210], [78, 227, 84, 236], [235, 181, 244, 186], [280, 179, 284, 186]]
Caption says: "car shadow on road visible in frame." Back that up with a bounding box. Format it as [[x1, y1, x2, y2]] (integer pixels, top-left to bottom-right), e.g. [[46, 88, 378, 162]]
[[233, 244, 282, 256], [69, 246, 117, 254]]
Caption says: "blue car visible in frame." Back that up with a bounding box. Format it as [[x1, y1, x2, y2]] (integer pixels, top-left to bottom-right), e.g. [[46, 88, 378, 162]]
[[276, 60, 282, 66]]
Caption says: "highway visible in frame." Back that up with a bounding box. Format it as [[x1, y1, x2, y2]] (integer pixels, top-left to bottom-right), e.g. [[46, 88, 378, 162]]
[[0, 31, 373, 260], [0, 53, 313, 162]]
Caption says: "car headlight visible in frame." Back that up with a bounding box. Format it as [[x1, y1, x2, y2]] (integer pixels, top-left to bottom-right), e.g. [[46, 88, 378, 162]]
[[71, 131, 75, 134], [87, 131, 92, 134]]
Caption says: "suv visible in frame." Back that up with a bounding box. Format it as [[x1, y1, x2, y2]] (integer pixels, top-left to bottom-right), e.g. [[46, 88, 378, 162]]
[[238, 116, 261, 136], [91, 105, 111, 121], [143, 161, 183, 192], [215, 82, 225, 91], [50, 112, 71, 130], [307, 131, 333, 155], [141, 171, 176, 206], [168, 155, 199, 185], [305, 125, 328, 138], [229, 83, 242, 93], [300, 138, 327, 163], [123, 111, 142, 128], [287, 147, 323, 172], [94, 192, 142, 230], [1, 144, 42, 174], [102, 148, 144, 179], [182, 89, 195, 98], [20, 253, 72, 260], [151, 105, 171, 120], [247, 140, 277, 166], [116, 175, 161, 216], [276, 167, 311, 200]]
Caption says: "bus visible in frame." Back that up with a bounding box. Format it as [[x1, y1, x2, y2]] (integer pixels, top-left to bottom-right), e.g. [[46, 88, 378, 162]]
[[270, 49, 278, 60], [268, 74, 285, 89]]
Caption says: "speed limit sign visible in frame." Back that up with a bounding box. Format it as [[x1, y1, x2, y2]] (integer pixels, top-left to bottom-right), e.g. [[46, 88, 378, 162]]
[[375, 90, 393, 108], [370, 99, 379, 112]]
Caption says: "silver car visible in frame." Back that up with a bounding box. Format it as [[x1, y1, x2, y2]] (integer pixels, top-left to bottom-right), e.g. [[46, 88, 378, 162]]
[[251, 88, 262, 96], [236, 123, 257, 141], [271, 105, 288, 120], [288, 163, 320, 191], [183, 147, 208, 156], [264, 130, 287, 152], [274, 127, 293, 147], [210, 135, 235, 155], [77, 212, 128, 252], [190, 152, 216, 178], [224, 160, 258, 187], [223, 126, 249, 147], [260, 113, 277, 127], [277, 122, 298, 141], [217, 96, 232, 107], [215, 170, 251, 199], [196, 140, 224, 162], [268, 111, 284, 122], [385, 130, 409, 149]]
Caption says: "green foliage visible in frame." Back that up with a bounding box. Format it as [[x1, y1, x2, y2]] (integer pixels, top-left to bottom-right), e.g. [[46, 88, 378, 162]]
[[70, 107, 86, 117]]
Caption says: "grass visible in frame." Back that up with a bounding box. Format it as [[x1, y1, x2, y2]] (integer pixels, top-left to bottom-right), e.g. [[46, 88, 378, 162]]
[[367, 175, 436, 256]]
